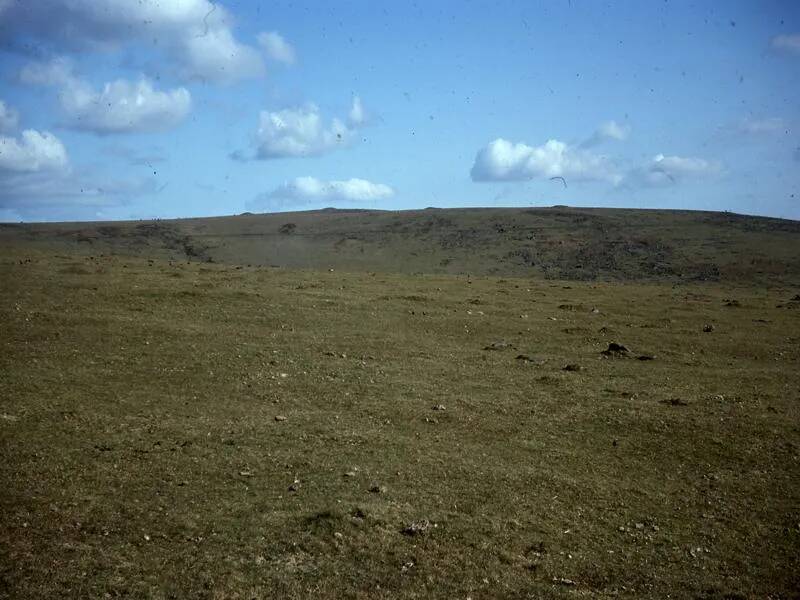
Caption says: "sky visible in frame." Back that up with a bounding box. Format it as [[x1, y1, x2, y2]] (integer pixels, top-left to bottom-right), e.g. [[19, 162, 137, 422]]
[[0, 0, 799, 223]]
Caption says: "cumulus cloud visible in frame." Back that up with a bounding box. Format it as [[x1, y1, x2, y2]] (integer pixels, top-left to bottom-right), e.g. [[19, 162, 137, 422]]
[[625, 153, 723, 187], [19, 56, 75, 86], [737, 117, 787, 135], [0, 130, 68, 172], [471, 138, 620, 184], [581, 120, 630, 147], [2, 1, 266, 83], [771, 33, 800, 55], [21, 59, 191, 134], [0, 100, 19, 132], [249, 176, 394, 211], [251, 98, 366, 159], [177, 26, 264, 83], [61, 78, 191, 134], [348, 96, 367, 126], [258, 31, 296, 65]]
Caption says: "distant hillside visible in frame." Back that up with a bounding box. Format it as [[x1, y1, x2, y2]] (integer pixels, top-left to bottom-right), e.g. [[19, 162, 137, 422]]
[[2, 207, 799, 284]]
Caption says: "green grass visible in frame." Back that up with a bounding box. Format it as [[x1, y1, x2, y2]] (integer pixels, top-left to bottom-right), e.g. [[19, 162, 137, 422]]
[[1, 250, 799, 598]]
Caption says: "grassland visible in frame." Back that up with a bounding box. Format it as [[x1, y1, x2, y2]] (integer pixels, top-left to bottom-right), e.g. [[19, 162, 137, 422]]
[[1, 236, 799, 598], [2, 206, 799, 284]]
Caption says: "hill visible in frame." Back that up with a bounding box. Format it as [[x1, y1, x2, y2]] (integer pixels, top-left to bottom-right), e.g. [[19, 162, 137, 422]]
[[2, 206, 799, 284]]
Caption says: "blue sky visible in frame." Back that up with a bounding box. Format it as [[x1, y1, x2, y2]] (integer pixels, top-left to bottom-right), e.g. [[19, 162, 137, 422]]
[[0, 0, 798, 222]]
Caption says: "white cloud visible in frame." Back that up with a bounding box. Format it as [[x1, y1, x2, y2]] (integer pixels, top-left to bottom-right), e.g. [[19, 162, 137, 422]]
[[253, 98, 366, 159], [258, 31, 296, 65], [177, 26, 264, 83], [21, 59, 191, 134], [3, 1, 265, 83], [471, 138, 620, 184], [348, 96, 366, 126], [581, 120, 630, 147], [626, 153, 723, 187], [0, 100, 19, 132], [250, 176, 394, 210], [738, 117, 787, 135], [0, 130, 68, 172], [771, 34, 800, 55], [19, 56, 75, 86], [60, 78, 191, 134]]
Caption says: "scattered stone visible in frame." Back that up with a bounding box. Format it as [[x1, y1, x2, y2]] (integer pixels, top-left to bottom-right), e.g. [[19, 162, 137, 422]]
[[590, 307, 600, 314], [484, 340, 514, 351], [344, 471, 357, 478], [239, 470, 254, 477], [660, 398, 688, 407], [552, 577, 576, 586], [723, 299, 741, 307], [432, 404, 446, 411], [558, 304, 582, 311], [288, 479, 300, 492], [703, 324, 714, 332], [400, 561, 415, 573], [601, 342, 630, 357], [333, 532, 343, 540], [274, 415, 287, 422], [402, 519, 432, 536], [369, 484, 388, 494], [562, 364, 582, 372], [515, 354, 544, 364]]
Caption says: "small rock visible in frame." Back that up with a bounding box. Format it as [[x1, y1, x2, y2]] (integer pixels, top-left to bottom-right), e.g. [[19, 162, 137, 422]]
[[635, 523, 644, 530], [562, 364, 582, 372], [274, 415, 287, 422], [703, 324, 714, 332], [344, 471, 357, 478], [484, 340, 514, 351], [432, 404, 446, 411], [369, 484, 388, 494], [333, 532, 343, 540], [660, 398, 688, 407], [601, 342, 630, 357], [515, 354, 544, 364], [402, 519, 431, 536], [636, 354, 656, 361]]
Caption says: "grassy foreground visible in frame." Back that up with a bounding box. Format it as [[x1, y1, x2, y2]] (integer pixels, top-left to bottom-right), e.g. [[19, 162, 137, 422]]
[[1, 250, 799, 598]]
